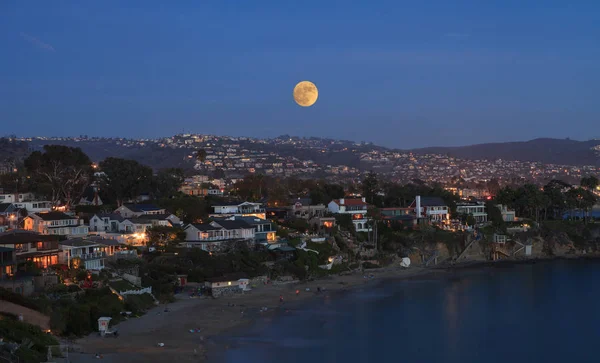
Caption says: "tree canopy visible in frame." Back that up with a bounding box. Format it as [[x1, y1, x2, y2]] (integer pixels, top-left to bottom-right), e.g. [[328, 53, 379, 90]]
[[24, 145, 93, 208]]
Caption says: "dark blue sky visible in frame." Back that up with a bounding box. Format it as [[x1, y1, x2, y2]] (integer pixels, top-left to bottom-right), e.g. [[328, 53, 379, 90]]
[[1, 1, 598, 148]]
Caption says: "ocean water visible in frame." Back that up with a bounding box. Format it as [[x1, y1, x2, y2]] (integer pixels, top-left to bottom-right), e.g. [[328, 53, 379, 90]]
[[215, 260, 600, 363]]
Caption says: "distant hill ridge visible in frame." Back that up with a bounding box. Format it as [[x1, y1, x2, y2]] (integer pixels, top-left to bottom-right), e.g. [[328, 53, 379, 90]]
[[407, 138, 600, 166], [3, 136, 600, 169]]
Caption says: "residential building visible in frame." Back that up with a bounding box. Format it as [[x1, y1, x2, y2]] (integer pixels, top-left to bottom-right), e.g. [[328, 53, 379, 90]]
[[289, 198, 327, 219], [79, 185, 103, 206], [327, 198, 372, 232], [114, 204, 166, 218], [13, 201, 52, 213], [380, 207, 416, 226], [309, 216, 337, 232], [59, 238, 108, 270], [497, 204, 516, 222], [0, 246, 16, 279], [0, 230, 61, 269], [23, 212, 89, 237], [0, 203, 21, 229], [215, 216, 276, 244], [183, 219, 255, 251], [209, 202, 266, 219], [119, 218, 153, 235], [456, 202, 488, 223], [410, 196, 450, 224], [89, 213, 125, 232], [0, 192, 35, 204]]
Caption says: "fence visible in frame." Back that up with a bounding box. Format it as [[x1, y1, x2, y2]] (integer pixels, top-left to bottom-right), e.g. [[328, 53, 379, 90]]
[[119, 286, 152, 296]]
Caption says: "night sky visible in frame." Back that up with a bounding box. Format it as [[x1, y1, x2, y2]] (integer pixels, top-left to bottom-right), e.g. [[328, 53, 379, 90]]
[[1, 1, 598, 148]]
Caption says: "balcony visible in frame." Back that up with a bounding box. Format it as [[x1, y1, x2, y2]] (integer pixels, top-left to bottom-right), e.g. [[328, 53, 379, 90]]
[[74, 252, 107, 260], [239, 208, 265, 214]]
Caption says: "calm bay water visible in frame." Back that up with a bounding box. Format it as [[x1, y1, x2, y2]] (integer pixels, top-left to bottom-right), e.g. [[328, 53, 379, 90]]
[[215, 259, 600, 363]]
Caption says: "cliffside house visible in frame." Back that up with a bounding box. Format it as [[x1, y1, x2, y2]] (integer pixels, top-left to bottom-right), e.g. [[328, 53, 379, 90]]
[[456, 202, 488, 223], [23, 212, 89, 237], [0, 230, 61, 269], [410, 196, 450, 224], [209, 202, 266, 219], [309, 216, 337, 232], [288, 198, 327, 219], [183, 220, 255, 251], [114, 204, 166, 218], [380, 207, 417, 226], [327, 197, 372, 232]]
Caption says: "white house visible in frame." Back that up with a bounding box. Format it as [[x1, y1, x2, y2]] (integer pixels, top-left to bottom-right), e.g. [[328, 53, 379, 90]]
[[119, 218, 153, 234], [496, 204, 516, 222], [89, 213, 125, 233], [410, 196, 450, 224], [13, 201, 52, 213], [456, 202, 488, 223], [23, 212, 89, 237], [183, 219, 255, 251], [327, 198, 371, 232], [0, 192, 35, 204], [59, 238, 108, 270], [209, 202, 265, 219], [114, 204, 166, 218]]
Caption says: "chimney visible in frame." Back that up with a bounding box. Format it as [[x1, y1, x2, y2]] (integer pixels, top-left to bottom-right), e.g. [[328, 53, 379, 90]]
[[415, 196, 421, 218], [339, 198, 345, 205]]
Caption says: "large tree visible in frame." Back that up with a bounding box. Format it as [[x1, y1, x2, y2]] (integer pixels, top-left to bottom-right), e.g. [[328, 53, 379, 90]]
[[361, 171, 379, 204], [152, 168, 184, 199], [24, 145, 93, 208], [99, 157, 153, 206]]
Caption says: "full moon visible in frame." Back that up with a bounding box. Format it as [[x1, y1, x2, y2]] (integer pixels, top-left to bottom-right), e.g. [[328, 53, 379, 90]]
[[293, 81, 318, 107]]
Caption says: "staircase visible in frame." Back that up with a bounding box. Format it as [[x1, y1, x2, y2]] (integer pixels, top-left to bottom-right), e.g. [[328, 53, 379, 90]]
[[455, 236, 477, 262], [424, 251, 439, 266]]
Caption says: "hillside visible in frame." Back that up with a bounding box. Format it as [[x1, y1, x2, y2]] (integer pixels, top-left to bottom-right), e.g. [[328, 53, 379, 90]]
[[408, 138, 600, 166], [28, 139, 194, 170]]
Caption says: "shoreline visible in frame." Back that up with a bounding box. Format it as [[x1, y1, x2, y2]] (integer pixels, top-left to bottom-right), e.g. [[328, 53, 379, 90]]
[[70, 254, 600, 362]]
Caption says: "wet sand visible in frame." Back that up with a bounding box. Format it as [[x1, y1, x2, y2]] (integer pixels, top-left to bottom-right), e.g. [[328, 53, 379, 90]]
[[70, 266, 437, 362]]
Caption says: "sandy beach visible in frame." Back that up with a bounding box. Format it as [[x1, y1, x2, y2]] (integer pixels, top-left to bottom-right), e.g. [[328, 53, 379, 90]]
[[69, 265, 438, 362]]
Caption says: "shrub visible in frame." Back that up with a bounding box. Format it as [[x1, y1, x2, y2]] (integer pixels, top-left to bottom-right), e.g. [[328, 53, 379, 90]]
[[0, 319, 59, 363]]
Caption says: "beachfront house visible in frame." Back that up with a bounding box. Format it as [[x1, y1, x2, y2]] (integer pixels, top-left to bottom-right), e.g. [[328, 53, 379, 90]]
[[183, 219, 255, 251], [59, 238, 109, 270]]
